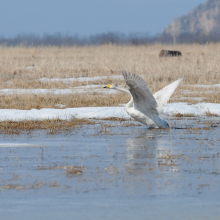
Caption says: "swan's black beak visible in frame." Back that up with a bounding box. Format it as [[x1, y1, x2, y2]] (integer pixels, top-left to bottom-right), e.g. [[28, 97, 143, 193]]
[[103, 86, 107, 88]]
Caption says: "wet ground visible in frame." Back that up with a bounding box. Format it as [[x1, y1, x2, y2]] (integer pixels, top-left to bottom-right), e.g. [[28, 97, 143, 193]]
[[1, 116, 220, 220]]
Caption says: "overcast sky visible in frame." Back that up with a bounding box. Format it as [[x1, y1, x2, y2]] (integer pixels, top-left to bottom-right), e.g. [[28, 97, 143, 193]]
[[0, 0, 206, 37]]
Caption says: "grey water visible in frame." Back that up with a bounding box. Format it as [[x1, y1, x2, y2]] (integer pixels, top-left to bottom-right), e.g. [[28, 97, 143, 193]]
[[0, 117, 220, 220]]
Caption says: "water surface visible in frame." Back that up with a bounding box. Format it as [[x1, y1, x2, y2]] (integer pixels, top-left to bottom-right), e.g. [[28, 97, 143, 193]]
[[0, 117, 220, 220]]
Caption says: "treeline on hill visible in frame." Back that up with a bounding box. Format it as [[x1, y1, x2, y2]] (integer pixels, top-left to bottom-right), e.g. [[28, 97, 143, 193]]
[[1, 32, 220, 46]]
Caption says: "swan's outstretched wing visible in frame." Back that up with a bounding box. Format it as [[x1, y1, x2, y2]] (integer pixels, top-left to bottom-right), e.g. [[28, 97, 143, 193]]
[[153, 77, 183, 113], [122, 71, 158, 115]]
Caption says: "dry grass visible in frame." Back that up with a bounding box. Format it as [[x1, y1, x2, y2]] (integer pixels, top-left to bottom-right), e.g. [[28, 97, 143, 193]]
[[172, 86, 220, 104], [205, 110, 219, 117], [37, 165, 83, 177], [1, 44, 220, 84], [0, 117, 139, 134], [101, 117, 127, 121], [0, 92, 129, 109], [187, 127, 210, 130], [64, 166, 83, 177], [0, 184, 26, 190], [0, 44, 219, 128], [0, 118, 95, 134], [173, 113, 196, 117]]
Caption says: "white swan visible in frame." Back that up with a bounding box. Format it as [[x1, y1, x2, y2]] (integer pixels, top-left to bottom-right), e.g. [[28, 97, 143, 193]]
[[104, 71, 183, 129]]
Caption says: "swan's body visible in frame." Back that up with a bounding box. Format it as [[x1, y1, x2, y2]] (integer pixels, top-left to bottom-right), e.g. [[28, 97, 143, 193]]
[[104, 72, 183, 129]]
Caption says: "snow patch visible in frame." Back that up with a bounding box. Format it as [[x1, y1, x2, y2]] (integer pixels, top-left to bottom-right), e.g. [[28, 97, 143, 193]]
[[54, 104, 66, 108], [0, 143, 43, 148], [191, 84, 220, 88], [0, 102, 219, 122], [0, 85, 118, 95], [38, 75, 123, 83]]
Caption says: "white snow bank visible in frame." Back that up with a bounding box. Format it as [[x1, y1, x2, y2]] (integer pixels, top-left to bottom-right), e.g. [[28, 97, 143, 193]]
[[163, 103, 200, 115], [172, 97, 205, 102], [54, 104, 66, 108], [38, 75, 123, 83], [0, 107, 128, 121], [190, 84, 220, 88], [0, 102, 219, 122], [0, 85, 118, 95], [0, 143, 43, 148], [164, 103, 220, 116]]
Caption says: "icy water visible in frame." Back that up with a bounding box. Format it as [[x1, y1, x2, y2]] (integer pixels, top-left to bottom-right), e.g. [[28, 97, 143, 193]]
[[1, 117, 220, 220]]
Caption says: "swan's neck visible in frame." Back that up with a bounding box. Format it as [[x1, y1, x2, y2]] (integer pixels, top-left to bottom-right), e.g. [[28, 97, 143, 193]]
[[115, 87, 130, 95], [115, 87, 133, 109], [126, 96, 133, 109]]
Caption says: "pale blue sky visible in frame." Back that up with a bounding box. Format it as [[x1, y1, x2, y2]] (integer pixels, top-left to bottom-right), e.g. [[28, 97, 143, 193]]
[[0, 0, 206, 37]]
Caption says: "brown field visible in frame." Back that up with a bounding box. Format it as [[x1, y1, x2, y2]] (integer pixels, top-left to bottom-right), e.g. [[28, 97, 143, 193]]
[[0, 44, 220, 110], [0, 44, 219, 132]]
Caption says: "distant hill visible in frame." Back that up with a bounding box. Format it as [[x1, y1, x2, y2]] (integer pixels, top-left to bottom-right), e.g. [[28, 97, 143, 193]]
[[163, 0, 220, 36]]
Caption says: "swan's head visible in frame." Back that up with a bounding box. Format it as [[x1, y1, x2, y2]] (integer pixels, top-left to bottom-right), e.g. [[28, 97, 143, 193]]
[[103, 83, 118, 89]]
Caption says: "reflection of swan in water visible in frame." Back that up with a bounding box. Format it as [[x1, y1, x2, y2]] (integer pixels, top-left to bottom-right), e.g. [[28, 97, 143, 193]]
[[104, 72, 183, 129], [124, 131, 181, 195], [125, 130, 163, 172], [125, 129, 179, 174]]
